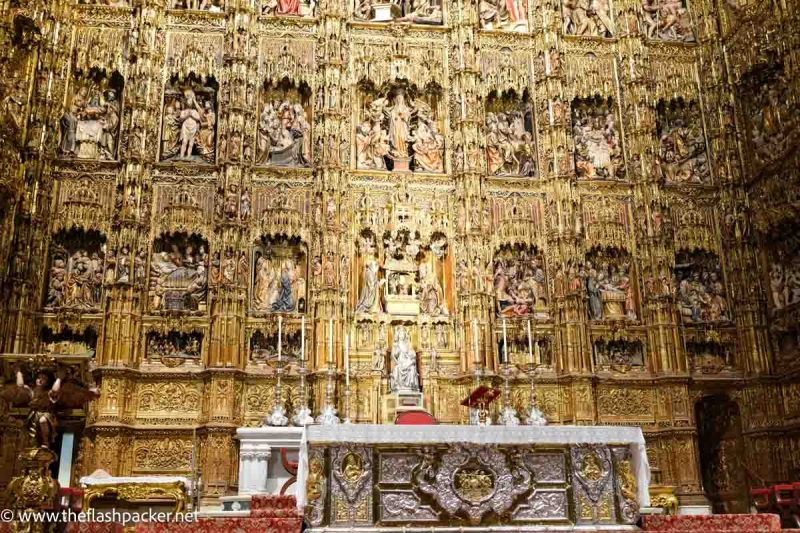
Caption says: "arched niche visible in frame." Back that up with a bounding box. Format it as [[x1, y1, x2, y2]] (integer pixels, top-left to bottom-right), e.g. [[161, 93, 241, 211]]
[[58, 68, 124, 161], [145, 330, 203, 367], [656, 98, 710, 184], [40, 326, 98, 357], [592, 337, 644, 371], [571, 95, 625, 181], [584, 246, 637, 321], [674, 248, 730, 324], [46, 228, 107, 311], [149, 232, 209, 312], [353, 0, 442, 24], [251, 235, 308, 315], [256, 77, 312, 168], [160, 74, 218, 164], [492, 243, 549, 319], [479, 0, 529, 32], [249, 326, 303, 363], [485, 89, 538, 178], [355, 81, 445, 173]]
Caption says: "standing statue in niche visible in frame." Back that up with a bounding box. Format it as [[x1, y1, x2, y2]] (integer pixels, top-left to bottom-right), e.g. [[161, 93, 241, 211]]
[[388, 91, 412, 159], [161, 85, 217, 163], [355, 257, 383, 314], [419, 263, 448, 316], [390, 326, 420, 393]]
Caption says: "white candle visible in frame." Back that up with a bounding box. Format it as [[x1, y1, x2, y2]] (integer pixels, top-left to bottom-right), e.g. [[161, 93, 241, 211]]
[[277, 316, 282, 362], [345, 333, 350, 387], [527, 320, 533, 364], [328, 319, 334, 364], [300, 316, 305, 361], [502, 319, 508, 364], [472, 319, 479, 365]]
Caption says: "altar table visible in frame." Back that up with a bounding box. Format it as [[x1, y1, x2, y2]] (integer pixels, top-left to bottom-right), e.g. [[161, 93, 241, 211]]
[[298, 424, 650, 529]]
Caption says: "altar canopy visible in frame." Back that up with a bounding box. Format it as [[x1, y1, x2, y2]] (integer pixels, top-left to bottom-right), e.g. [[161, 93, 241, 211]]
[[298, 424, 650, 529]]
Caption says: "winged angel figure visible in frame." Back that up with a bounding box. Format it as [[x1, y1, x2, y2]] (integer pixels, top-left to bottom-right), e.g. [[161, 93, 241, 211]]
[[1, 363, 100, 449]]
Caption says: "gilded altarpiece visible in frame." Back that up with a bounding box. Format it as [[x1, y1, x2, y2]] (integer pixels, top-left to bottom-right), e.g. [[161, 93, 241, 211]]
[[0, 0, 796, 513]]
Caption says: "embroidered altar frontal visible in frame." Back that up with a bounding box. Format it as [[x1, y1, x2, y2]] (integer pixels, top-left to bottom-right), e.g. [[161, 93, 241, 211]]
[[302, 425, 649, 530]]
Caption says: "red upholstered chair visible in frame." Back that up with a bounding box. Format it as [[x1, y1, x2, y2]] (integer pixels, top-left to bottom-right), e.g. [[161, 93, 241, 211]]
[[775, 483, 795, 510], [395, 410, 438, 424], [279, 447, 298, 495], [751, 487, 772, 512]]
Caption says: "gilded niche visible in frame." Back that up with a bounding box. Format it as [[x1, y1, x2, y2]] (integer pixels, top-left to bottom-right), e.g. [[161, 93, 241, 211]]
[[58, 69, 123, 162], [674, 249, 730, 324], [256, 79, 312, 168], [149, 233, 209, 312], [572, 97, 624, 181], [656, 99, 709, 184], [585, 246, 637, 322], [160, 76, 218, 164], [250, 327, 303, 362], [46, 229, 106, 311], [479, 0, 529, 31], [146, 331, 203, 366], [251, 236, 308, 315], [562, 0, 614, 37], [353, 0, 443, 24], [485, 90, 538, 178], [767, 233, 800, 312], [641, 0, 694, 42], [356, 82, 445, 173], [493, 244, 549, 319], [593, 338, 645, 371]]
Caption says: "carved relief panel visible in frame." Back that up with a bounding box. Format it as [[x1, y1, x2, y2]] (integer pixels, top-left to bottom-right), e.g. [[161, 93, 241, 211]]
[[479, 0, 529, 31], [256, 79, 312, 168], [160, 76, 218, 164], [46, 229, 107, 311], [353, 0, 443, 24], [572, 96, 625, 181], [584, 246, 637, 322], [251, 236, 308, 315], [641, 0, 695, 42], [562, 0, 615, 37], [486, 91, 537, 178], [656, 98, 710, 185], [149, 232, 209, 312], [146, 330, 203, 366], [493, 244, 549, 319], [674, 249, 730, 324]]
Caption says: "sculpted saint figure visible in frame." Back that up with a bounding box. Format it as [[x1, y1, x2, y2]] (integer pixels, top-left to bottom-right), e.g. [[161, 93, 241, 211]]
[[390, 326, 420, 393]]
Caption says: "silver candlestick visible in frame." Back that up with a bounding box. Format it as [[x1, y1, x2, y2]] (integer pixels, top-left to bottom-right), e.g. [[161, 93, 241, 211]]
[[316, 362, 340, 425], [292, 358, 314, 426], [265, 360, 288, 426], [526, 362, 547, 426], [499, 362, 520, 426], [343, 386, 352, 424]]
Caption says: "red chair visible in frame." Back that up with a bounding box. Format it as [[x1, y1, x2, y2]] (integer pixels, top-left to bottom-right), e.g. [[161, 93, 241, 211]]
[[750, 487, 772, 512], [279, 447, 298, 495], [395, 410, 438, 425]]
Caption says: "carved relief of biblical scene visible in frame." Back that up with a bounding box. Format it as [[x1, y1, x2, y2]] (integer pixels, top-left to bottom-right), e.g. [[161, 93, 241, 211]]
[[499, 331, 552, 366], [572, 97, 624, 181], [562, 0, 614, 36], [485, 91, 537, 178], [356, 83, 445, 173], [593, 338, 644, 371], [674, 249, 730, 324], [657, 99, 709, 184], [251, 237, 307, 315], [168, 0, 224, 11], [686, 338, 734, 374], [585, 247, 637, 322], [160, 76, 217, 164], [250, 329, 303, 363], [149, 233, 208, 312], [479, 0, 529, 31], [256, 80, 312, 168], [262, 0, 315, 16], [493, 244, 549, 319], [739, 64, 799, 168], [767, 233, 800, 313], [146, 331, 202, 366], [40, 327, 97, 357], [353, 0, 443, 24], [58, 70, 123, 161], [78, 0, 129, 5], [641, 0, 694, 42], [46, 229, 106, 311]]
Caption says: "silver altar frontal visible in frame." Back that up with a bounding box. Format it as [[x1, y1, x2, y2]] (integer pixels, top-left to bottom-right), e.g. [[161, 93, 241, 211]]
[[298, 424, 650, 531]]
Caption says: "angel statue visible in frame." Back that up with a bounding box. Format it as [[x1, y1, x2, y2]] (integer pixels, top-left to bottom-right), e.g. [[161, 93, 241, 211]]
[[1, 364, 100, 449]]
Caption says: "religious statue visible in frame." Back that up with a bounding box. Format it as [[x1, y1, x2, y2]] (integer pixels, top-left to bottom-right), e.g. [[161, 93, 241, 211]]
[[584, 254, 636, 321], [59, 82, 121, 161], [354, 0, 442, 23], [674, 251, 729, 323], [256, 99, 311, 167], [149, 238, 208, 311], [147, 332, 202, 361], [493, 246, 549, 319], [46, 244, 104, 310], [641, 0, 695, 42], [390, 326, 420, 393], [563, 0, 614, 36], [479, 0, 528, 31], [485, 110, 537, 177], [355, 257, 384, 314], [161, 84, 217, 163], [1, 364, 99, 449], [252, 245, 306, 314], [170, 0, 224, 10], [572, 99, 624, 180], [357, 89, 444, 172], [657, 100, 709, 183], [419, 263, 448, 316]]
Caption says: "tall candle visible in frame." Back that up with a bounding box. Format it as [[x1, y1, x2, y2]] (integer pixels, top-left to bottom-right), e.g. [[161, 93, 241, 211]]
[[277, 316, 282, 362], [344, 333, 350, 387], [328, 319, 334, 364], [300, 316, 305, 361], [527, 320, 533, 364], [502, 319, 508, 364], [472, 319, 479, 365]]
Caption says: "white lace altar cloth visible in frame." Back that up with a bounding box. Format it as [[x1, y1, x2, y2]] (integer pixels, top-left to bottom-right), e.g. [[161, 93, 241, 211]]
[[79, 470, 193, 492], [296, 424, 650, 510]]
